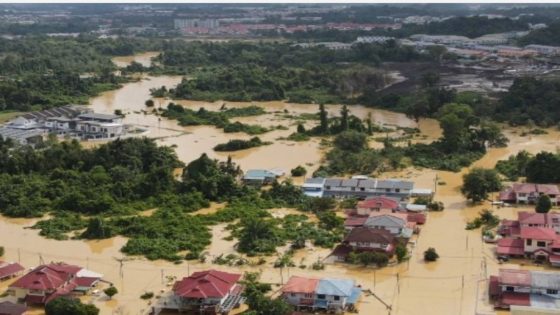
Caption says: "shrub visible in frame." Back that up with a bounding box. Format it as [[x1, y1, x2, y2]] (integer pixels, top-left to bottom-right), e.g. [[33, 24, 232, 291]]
[[396, 244, 408, 263], [145, 99, 155, 107], [424, 247, 439, 262], [0, 246, 4, 257], [104, 286, 118, 299], [140, 292, 154, 300], [290, 166, 307, 177]]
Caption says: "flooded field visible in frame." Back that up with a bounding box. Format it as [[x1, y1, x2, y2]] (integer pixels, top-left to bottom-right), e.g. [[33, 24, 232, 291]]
[[1, 53, 559, 315]]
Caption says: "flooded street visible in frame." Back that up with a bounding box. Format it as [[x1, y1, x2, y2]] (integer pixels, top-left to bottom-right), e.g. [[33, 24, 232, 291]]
[[1, 53, 560, 315]]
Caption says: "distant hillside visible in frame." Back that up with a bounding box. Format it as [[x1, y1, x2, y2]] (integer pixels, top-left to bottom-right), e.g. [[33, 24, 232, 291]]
[[518, 21, 560, 46], [414, 16, 529, 38]]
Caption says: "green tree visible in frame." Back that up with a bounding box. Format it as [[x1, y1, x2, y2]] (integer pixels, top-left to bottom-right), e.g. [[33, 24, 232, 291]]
[[290, 166, 307, 177], [333, 130, 367, 152], [104, 286, 118, 299], [242, 272, 293, 315], [396, 244, 408, 263], [296, 123, 306, 134], [340, 105, 349, 131], [461, 168, 502, 203], [81, 217, 113, 239], [424, 247, 439, 262], [536, 195, 552, 214], [319, 104, 328, 134], [45, 297, 99, 315], [145, 99, 154, 107]]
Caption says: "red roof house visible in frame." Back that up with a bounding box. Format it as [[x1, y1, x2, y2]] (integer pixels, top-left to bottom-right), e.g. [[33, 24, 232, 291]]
[[173, 270, 241, 299], [8, 263, 101, 305], [356, 196, 400, 215], [171, 270, 244, 314], [520, 227, 557, 240], [0, 262, 25, 281], [282, 276, 319, 294], [496, 238, 524, 256]]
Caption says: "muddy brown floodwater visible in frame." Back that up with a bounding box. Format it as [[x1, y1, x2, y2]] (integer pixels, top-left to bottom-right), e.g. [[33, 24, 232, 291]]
[[2, 53, 559, 315]]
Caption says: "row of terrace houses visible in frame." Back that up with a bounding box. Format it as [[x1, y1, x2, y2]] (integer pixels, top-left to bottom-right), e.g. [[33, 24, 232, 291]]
[[497, 211, 560, 266], [0, 105, 128, 145], [489, 269, 560, 311], [301, 177, 432, 201], [281, 276, 361, 313], [499, 183, 559, 205]]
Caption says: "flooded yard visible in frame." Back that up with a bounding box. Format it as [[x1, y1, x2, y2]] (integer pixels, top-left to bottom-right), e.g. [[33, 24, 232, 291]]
[[1, 53, 559, 315]]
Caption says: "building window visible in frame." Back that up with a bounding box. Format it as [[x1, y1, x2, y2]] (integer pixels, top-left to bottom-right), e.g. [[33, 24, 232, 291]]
[[506, 286, 514, 292], [527, 239, 532, 246], [537, 241, 546, 247], [395, 188, 400, 193], [547, 289, 558, 295], [291, 293, 295, 297], [317, 294, 326, 299], [326, 186, 331, 190], [304, 293, 313, 298], [334, 296, 340, 301], [385, 188, 390, 192]]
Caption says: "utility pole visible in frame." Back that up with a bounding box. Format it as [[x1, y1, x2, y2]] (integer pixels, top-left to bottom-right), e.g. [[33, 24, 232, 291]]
[[373, 270, 376, 289], [161, 269, 164, 285], [39, 253, 44, 265], [396, 273, 400, 295]]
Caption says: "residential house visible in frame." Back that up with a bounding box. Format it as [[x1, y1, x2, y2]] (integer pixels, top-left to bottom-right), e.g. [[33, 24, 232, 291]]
[[0, 262, 25, 281], [344, 210, 425, 232], [0, 302, 27, 315], [489, 269, 560, 311], [242, 169, 278, 186], [8, 262, 103, 305], [364, 212, 414, 238], [355, 196, 400, 216], [330, 227, 395, 262], [496, 226, 560, 265], [499, 183, 559, 205], [164, 270, 244, 314], [281, 276, 361, 313], [498, 212, 560, 237]]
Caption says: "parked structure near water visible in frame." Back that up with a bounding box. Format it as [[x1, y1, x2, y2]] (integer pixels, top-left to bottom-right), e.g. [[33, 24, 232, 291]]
[[489, 269, 560, 312], [0, 261, 24, 282], [0, 105, 138, 145], [496, 211, 560, 266], [499, 183, 559, 205], [281, 276, 361, 313]]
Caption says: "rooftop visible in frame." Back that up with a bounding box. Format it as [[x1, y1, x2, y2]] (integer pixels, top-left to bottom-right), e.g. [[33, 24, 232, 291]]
[[173, 269, 241, 299], [316, 278, 355, 297], [282, 276, 319, 294], [344, 227, 395, 244], [520, 226, 557, 240]]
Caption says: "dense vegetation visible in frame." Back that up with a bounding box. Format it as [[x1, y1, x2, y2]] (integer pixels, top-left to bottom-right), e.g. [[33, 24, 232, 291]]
[[495, 151, 560, 183], [0, 36, 162, 111], [161, 103, 271, 135], [0, 137, 341, 261], [153, 40, 430, 104], [213, 137, 271, 152], [45, 297, 99, 315], [519, 21, 560, 46], [494, 77, 560, 127], [315, 102, 508, 175]]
